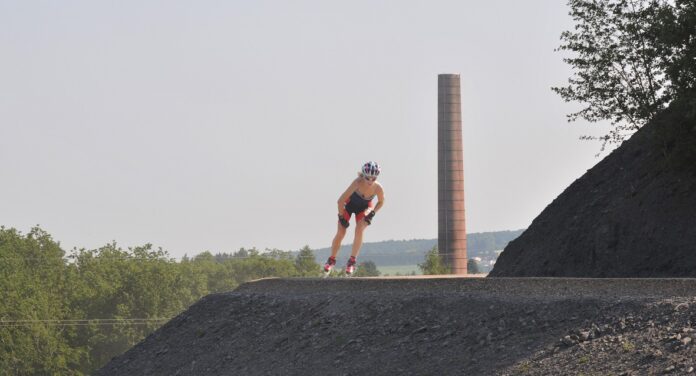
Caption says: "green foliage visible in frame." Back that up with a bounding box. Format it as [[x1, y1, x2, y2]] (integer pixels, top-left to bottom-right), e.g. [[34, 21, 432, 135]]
[[553, 0, 696, 147], [621, 340, 635, 352], [66, 243, 190, 371], [295, 245, 321, 276], [654, 93, 696, 171], [0, 227, 323, 375], [418, 246, 450, 275], [353, 260, 381, 277], [0, 227, 83, 375], [658, 1, 696, 99], [517, 360, 531, 373], [313, 230, 524, 267], [467, 259, 481, 274]]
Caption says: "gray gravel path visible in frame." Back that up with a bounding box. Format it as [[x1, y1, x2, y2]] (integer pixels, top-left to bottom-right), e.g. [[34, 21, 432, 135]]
[[97, 277, 696, 376]]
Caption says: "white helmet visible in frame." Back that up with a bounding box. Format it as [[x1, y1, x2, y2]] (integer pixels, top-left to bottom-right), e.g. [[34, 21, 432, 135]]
[[361, 161, 381, 177]]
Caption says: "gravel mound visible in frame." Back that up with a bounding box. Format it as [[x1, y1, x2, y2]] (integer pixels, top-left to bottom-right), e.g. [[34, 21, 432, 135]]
[[490, 101, 696, 277], [500, 298, 696, 376], [97, 278, 696, 376]]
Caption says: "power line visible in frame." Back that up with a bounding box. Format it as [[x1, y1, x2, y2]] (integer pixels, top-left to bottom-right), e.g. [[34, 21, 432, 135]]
[[0, 253, 494, 261], [0, 257, 175, 261], [1, 319, 168, 323], [0, 323, 165, 328], [0, 318, 169, 328]]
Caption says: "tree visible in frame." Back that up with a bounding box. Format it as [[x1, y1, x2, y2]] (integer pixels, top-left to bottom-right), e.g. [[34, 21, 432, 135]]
[[67, 242, 191, 373], [354, 260, 380, 277], [418, 246, 450, 275], [467, 259, 481, 274], [553, 0, 696, 147], [1, 227, 338, 375], [658, 1, 696, 99], [294, 245, 321, 276], [0, 227, 83, 375]]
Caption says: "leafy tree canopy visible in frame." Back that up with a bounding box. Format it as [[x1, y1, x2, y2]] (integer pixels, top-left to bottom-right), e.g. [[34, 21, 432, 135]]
[[418, 246, 451, 275], [354, 260, 381, 277], [0, 227, 321, 375], [554, 0, 696, 147], [467, 259, 481, 274]]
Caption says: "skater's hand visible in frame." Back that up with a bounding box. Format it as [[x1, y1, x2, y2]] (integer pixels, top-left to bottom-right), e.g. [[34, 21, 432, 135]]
[[338, 214, 350, 228], [365, 210, 376, 225]]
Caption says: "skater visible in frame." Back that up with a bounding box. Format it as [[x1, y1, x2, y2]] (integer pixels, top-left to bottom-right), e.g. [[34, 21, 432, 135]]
[[324, 161, 385, 276]]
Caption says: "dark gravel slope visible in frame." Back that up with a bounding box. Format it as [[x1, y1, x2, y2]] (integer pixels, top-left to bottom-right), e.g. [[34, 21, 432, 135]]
[[98, 278, 696, 376], [490, 102, 696, 277]]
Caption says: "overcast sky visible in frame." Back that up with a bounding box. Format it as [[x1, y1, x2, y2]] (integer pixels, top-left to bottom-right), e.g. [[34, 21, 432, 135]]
[[0, 0, 614, 258]]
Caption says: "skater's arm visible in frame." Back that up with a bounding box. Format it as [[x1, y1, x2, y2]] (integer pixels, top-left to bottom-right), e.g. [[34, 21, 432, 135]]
[[337, 179, 359, 214], [372, 184, 385, 214]]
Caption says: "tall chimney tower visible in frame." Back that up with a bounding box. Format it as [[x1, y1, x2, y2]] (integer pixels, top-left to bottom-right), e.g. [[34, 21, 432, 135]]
[[438, 74, 467, 274]]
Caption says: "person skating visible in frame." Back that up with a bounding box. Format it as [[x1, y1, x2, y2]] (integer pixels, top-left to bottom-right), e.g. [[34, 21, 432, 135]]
[[324, 161, 385, 276]]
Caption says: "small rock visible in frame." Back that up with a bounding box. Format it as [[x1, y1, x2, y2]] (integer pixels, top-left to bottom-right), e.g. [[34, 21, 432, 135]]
[[591, 323, 601, 336], [561, 336, 576, 346], [676, 303, 689, 311], [664, 365, 675, 373], [687, 367, 694, 373], [683, 337, 693, 346]]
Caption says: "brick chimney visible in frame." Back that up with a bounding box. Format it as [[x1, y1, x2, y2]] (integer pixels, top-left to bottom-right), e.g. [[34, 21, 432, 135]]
[[438, 74, 467, 274]]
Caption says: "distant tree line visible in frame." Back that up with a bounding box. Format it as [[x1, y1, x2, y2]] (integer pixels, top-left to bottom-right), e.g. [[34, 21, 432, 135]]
[[313, 230, 524, 267], [417, 246, 481, 275]]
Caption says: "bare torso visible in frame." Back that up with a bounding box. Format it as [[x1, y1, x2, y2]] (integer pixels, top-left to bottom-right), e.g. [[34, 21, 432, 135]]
[[353, 177, 382, 201], [337, 175, 385, 216]]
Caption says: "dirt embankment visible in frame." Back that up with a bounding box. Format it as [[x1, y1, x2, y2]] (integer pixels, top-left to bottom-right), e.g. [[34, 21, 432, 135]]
[[98, 278, 696, 376], [491, 99, 696, 278]]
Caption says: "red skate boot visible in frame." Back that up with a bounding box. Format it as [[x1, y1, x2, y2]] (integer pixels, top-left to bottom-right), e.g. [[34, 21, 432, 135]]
[[345, 256, 357, 276], [323, 256, 336, 277]]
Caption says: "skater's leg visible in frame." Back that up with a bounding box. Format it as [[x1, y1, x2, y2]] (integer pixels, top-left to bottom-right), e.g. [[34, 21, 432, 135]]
[[331, 222, 348, 258], [350, 219, 369, 258]]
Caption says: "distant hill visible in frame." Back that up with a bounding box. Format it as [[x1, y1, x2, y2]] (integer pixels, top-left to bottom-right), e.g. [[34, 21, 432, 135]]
[[312, 229, 524, 268]]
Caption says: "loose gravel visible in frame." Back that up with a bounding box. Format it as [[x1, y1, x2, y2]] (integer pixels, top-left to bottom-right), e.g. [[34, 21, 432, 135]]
[[97, 277, 696, 376]]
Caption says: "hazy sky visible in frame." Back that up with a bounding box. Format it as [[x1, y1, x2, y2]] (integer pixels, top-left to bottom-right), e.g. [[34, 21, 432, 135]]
[[0, 1, 614, 258]]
